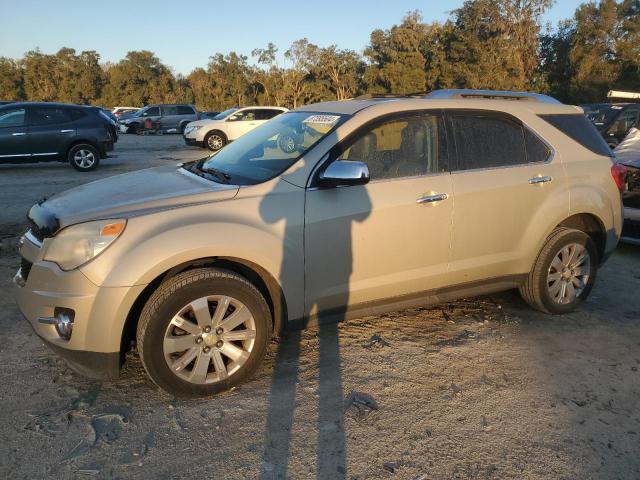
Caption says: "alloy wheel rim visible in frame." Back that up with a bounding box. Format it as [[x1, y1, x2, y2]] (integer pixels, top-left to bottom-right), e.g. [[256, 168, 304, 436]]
[[208, 135, 223, 150], [74, 149, 95, 168], [547, 243, 590, 304], [163, 295, 256, 384]]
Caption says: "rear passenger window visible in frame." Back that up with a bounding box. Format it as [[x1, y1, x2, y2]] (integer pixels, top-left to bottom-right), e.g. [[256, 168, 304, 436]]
[[177, 106, 194, 115], [539, 114, 612, 157], [339, 113, 447, 180], [525, 129, 551, 163], [30, 107, 75, 125], [450, 114, 526, 170], [162, 106, 178, 116]]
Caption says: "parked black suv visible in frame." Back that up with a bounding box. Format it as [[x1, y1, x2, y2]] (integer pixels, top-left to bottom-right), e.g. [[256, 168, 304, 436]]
[[0, 102, 117, 172], [582, 103, 640, 148]]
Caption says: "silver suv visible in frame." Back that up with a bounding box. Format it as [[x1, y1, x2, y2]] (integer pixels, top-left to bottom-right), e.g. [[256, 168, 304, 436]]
[[14, 90, 624, 396], [119, 104, 198, 134]]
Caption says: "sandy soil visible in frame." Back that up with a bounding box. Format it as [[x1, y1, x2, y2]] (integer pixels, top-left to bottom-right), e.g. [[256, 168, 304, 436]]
[[1, 135, 639, 479]]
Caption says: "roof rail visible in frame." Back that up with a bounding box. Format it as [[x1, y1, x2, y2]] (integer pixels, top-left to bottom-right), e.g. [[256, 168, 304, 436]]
[[425, 89, 562, 104], [354, 92, 430, 100]]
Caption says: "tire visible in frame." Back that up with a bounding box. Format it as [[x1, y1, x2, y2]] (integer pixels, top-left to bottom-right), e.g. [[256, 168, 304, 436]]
[[137, 268, 272, 397], [519, 227, 598, 314], [204, 131, 227, 151], [128, 123, 141, 134], [68, 144, 100, 172]]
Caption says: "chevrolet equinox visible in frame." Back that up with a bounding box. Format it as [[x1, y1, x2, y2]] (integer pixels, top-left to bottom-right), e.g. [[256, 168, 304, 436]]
[[14, 90, 624, 396]]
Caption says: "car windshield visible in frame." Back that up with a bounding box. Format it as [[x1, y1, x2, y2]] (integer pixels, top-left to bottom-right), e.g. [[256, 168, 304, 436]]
[[213, 108, 239, 120], [196, 111, 345, 185], [582, 104, 623, 127]]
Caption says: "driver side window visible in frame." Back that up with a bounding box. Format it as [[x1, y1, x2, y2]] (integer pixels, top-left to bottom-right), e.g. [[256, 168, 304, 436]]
[[339, 113, 447, 180]]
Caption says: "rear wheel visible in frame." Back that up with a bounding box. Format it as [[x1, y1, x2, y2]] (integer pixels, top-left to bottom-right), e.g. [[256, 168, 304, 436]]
[[137, 268, 272, 397], [204, 131, 226, 151], [520, 227, 597, 314], [68, 144, 100, 172]]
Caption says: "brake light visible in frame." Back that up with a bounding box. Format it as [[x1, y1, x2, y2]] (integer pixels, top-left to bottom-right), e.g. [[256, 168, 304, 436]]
[[611, 163, 627, 193]]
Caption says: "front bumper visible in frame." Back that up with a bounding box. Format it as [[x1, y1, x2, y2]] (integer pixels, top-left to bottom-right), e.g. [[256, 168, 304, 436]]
[[183, 135, 204, 148], [14, 244, 145, 380]]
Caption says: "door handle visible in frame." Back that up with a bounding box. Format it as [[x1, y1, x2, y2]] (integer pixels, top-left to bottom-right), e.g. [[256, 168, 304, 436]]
[[60, 129, 74, 133], [12, 132, 26, 136], [416, 193, 448, 204], [528, 175, 553, 185]]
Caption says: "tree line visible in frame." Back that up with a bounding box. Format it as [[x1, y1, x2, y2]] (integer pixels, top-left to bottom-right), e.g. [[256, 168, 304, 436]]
[[1, 0, 638, 110]]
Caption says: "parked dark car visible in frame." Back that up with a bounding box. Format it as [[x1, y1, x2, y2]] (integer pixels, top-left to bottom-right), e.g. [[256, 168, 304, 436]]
[[118, 104, 199, 134], [0, 102, 117, 171], [614, 128, 640, 244], [582, 103, 640, 148]]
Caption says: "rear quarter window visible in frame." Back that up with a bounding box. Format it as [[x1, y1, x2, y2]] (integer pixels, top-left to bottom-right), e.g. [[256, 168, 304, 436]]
[[177, 106, 195, 115], [539, 114, 612, 157]]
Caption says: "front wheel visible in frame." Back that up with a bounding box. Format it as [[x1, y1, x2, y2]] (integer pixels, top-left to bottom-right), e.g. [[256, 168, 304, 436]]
[[68, 144, 100, 172], [136, 268, 272, 397], [520, 227, 597, 314], [204, 131, 227, 151]]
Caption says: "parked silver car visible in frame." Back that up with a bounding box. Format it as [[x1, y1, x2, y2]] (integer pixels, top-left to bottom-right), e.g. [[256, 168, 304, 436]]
[[119, 104, 199, 134]]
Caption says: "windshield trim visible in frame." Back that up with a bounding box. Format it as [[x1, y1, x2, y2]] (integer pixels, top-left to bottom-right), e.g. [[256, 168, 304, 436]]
[[201, 110, 350, 185]]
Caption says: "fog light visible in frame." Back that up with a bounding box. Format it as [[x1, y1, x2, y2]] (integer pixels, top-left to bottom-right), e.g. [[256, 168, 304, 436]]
[[38, 309, 75, 340]]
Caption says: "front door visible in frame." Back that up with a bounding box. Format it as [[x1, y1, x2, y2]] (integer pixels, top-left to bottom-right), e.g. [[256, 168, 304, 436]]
[[226, 109, 259, 140], [304, 111, 453, 321], [28, 106, 76, 157], [0, 106, 29, 160]]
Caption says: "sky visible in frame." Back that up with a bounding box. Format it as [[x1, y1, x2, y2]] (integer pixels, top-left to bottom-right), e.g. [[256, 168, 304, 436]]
[[0, 0, 585, 75]]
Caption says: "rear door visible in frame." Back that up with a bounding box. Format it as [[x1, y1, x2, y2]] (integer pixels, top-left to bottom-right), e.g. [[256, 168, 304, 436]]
[[160, 105, 179, 129], [0, 106, 28, 159], [445, 110, 568, 284], [28, 106, 77, 157]]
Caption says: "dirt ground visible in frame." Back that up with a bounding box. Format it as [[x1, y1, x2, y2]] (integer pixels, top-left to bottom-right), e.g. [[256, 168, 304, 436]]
[[1, 135, 639, 479]]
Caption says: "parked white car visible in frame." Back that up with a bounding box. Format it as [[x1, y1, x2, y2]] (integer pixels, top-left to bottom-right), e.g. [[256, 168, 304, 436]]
[[183, 106, 288, 151]]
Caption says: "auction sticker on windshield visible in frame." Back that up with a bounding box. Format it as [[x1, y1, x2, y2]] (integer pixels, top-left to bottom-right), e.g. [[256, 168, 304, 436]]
[[303, 114, 341, 125]]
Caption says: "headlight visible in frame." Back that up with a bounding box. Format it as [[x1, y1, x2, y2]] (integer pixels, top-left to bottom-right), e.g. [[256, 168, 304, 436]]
[[44, 219, 126, 271], [185, 125, 201, 134]]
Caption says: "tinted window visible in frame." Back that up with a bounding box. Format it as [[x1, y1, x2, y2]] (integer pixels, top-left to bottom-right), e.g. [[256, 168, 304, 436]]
[[525, 129, 551, 163], [256, 109, 282, 120], [31, 107, 76, 125], [609, 107, 639, 135], [176, 105, 194, 115], [0, 108, 25, 127], [162, 106, 178, 116], [450, 114, 526, 170], [69, 109, 88, 121], [340, 113, 447, 180], [142, 107, 160, 116], [540, 114, 612, 157]]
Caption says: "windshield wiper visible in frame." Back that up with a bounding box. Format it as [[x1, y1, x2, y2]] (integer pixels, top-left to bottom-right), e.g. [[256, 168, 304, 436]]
[[186, 159, 232, 184], [200, 166, 231, 183]]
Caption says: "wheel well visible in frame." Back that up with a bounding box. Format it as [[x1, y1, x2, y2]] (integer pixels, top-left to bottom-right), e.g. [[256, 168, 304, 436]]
[[206, 129, 227, 141], [120, 257, 286, 358], [65, 140, 100, 160], [558, 213, 606, 261]]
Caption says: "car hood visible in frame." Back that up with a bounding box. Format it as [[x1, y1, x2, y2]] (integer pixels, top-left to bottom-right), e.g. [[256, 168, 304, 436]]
[[614, 128, 640, 168], [187, 119, 220, 128], [35, 165, 238, 231]]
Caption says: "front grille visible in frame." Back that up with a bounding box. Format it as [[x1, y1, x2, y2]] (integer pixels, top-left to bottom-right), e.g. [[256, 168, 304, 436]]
[[20, 257, 33, 281]]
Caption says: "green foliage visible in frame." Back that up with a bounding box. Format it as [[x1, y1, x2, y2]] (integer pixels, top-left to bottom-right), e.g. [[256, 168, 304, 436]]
[[3, 1, 639, 108]]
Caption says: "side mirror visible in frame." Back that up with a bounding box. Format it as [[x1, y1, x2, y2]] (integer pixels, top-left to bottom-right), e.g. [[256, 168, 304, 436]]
[[227, 115, 240, 122], [318, 160, 370, 187]]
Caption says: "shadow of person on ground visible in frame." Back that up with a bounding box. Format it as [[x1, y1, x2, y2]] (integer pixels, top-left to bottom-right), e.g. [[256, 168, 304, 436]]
[[259, 174, 371, 479]]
